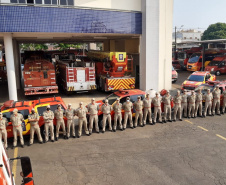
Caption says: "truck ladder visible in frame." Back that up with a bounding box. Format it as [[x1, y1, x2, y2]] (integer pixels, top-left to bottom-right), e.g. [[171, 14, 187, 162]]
[[89, 67, 95, 81], [67, 67, 74, 82]]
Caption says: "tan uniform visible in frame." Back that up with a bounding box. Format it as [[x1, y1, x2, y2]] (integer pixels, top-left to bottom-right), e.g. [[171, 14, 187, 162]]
[[222, 90, 226, 114], [203, 92, 213, 116], [143, 98, 152, 124], [28, 113, 42, 144], [55, 109, 66, 138], [75, 107, 89, 136], [113, 103, 123, 130], [173, 95, 182, 120], [10, 113, 24, 147], [122, 101, 133, 129], [0, 117, 8, 148], [162, 95, 172, 121], [101, 104, 113, 132], [181, 94, 188, 117], [43, 110, 54, 141], [65, 108, 75, 137], [134, 100, 144, 127], [87, 103, 99, 133], [212, 89, 221, 115], [195, 93, 203, 117], [188, 94, 196, 118], [152, 97, 162, 123]]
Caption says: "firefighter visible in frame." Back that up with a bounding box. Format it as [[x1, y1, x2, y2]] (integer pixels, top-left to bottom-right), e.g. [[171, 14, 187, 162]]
[[43, 105, 55, 143], [122, 97, 134, 129], [195, 89, 203, 118], [101, 99, 113, 133], [143, 93, 152, 125], [134, 96, 144, 127], [75, 102, 89, 138], [87, 98, 100, 135], [10, 108, 24, 148], [152, 92, 162, 124], [222, 89, 226, 114], [65, 104, 76, 139], [55, 104, 66, 141], [28, 108, 43, 146], [162, 90, 172, 123], [173, 90, 182, 121], [0, 112, 8, 149], [181, 91, 188, 118], [212, 85, 221, 116], [113, 98, 123, 132], [188, 91, 196, 118], [203, 89, 213, 117]]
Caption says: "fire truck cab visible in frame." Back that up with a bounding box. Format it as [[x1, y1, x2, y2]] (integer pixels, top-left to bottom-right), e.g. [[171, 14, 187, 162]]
[[205, 55, 226, 76]]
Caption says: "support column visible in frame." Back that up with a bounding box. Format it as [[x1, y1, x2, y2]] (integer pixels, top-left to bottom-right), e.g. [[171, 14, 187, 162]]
[[13, 39, 21, 90], [140, 0, 173, 91], [3, 33, 18, 101]]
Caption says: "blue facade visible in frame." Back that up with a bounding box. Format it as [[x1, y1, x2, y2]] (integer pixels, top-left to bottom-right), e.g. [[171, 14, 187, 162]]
[[0, 6, 142, 34]]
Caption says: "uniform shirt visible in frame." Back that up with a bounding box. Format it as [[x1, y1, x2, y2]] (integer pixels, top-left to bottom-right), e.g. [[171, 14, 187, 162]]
[[143, 98, 152, 109], [204, 92, 213, 102], [162, 95, 171, 106], [0, 117, 8, 130], [196, 93, 203, 103], [54, 109, 64, 120], [65, 108, 74, 120], [213, 89, 221, 100], [122, 101, 133, 112], [113, 103, 122, 114], [174, 95, 182, 105], [222, 90, 226, 101], [43, 110, 54, 123], [87, 103, 99, 115], [152, 96, 162, 107], [10, 113, 24, 127], [101, 104, 112, 114], [182, 94, 188, 103], [28, 113, 39, 126], [134, 100, 143, 111], [188, 94, 196, 104], [75, 107, 88, 118]]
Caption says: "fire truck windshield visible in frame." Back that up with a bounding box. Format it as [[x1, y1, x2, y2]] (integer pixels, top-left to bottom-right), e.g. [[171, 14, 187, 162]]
[[37, 105, 65, 116], [208, 60, 221, 66], [195, 85, 214, 94], [104, 94, 120, 105], [188, 75, 204, 82], [188, 53, 200, 63]]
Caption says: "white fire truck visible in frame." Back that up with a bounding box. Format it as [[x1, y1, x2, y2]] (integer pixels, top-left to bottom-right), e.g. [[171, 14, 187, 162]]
[[56, 56, 96, 92]]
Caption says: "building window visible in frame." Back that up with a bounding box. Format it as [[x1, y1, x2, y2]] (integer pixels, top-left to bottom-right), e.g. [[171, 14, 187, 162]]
[[184, 37, 186, 39], [10, 0, 18, 3], [35, 0, 42, 4], [52, 0, 57, 4], [19, 0, 26, 3]]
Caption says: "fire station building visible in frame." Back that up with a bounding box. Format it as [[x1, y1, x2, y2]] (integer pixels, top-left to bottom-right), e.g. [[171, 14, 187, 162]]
[[0, 0, 173, 101]]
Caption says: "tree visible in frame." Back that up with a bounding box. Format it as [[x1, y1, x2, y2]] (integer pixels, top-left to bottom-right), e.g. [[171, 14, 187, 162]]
[[20, 43, 48, 51], [202, 23, 226, 40], [53, 43, 83, 51]]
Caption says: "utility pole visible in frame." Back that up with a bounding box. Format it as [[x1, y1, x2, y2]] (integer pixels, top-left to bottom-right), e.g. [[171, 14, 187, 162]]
[[174, 26, 177, 59]]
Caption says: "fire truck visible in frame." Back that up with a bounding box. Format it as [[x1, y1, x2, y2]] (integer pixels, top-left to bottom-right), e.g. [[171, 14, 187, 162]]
[[0, 140, 34, 185], [88, 51, 135, 91], [23, 55, 58, 95], [56, 55, 96, 92]]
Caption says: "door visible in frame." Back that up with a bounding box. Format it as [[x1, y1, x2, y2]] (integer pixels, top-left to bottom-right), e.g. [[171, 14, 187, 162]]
[[77, 70, 86, 83]]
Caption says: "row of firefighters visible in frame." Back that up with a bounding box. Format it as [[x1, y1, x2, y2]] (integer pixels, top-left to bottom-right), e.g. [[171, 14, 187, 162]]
[[0, 86, 226, 149]]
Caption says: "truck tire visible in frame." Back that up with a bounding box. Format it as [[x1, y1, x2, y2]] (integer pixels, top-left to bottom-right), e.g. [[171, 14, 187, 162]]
[[215, 71, 221, 76]]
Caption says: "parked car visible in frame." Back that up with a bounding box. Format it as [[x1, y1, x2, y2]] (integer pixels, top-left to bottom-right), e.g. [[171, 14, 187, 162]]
[[172, 60, 181, 70], [181, 71, 216, 91], [172, 66, 178, 83], [205, 56, 226, 76]]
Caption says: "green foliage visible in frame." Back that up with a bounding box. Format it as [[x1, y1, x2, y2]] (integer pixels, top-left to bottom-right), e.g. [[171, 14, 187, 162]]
[[53, 43, 83, 51], [20, 43, 48, 51], [202, 23, 226, 40]]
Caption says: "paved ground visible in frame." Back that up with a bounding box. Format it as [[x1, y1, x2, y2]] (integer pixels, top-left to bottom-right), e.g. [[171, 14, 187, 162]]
[[2, 70, 226, 185]]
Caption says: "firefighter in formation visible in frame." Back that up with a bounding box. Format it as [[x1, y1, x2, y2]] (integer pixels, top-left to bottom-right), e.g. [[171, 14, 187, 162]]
[[3, 87, 226, 148]]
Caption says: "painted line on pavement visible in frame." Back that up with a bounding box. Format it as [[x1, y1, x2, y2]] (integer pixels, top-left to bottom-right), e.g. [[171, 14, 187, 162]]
[[197, 126, 208, 132], [185, 120, 193, 124], [216, 134, 226, 141], [12, 147, 18, 180]]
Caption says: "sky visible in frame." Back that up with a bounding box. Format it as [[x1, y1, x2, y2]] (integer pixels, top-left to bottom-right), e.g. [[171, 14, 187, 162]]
[[173, 0, 226, 32]]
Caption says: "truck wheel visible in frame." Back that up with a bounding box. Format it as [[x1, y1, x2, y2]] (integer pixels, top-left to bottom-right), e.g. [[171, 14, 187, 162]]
[[215, 71, 221, 76]]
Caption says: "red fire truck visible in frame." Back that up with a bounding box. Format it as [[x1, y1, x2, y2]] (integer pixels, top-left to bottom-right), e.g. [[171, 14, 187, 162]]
[[23, 55, 58, 95], [88, 51, 135, 91], [57, 56, 97, 92]]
